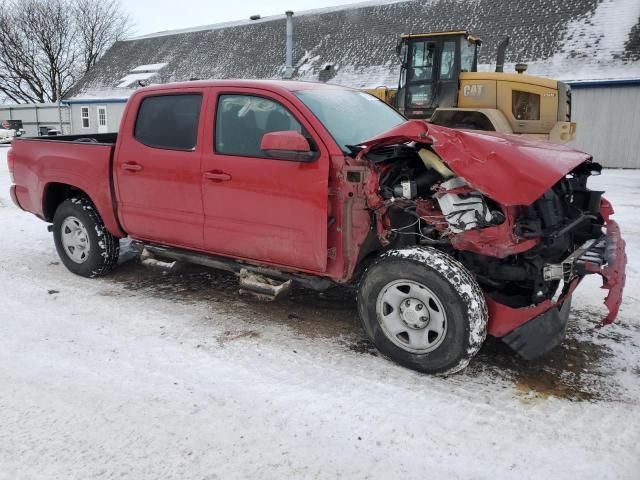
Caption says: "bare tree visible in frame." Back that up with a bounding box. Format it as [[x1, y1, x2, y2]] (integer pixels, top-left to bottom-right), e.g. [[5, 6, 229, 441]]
[[73, 0, 133, 73], [0, 1, 54, 103], [0, 0, 134, 104]]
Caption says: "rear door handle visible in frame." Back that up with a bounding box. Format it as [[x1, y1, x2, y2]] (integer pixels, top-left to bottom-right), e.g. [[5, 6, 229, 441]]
[[121, 162, 143, 172], [203, 170, 232, 182]]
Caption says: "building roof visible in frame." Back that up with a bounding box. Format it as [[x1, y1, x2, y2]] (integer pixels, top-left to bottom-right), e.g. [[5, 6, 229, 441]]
[[66, 0, 640, 102], [120, 78, 352, 96]]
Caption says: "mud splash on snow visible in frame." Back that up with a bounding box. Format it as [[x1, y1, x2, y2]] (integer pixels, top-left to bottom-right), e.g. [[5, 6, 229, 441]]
[[216, 329, 261, 347], [468, 333, 615, 402], [347, 339, 379, 356], [108, 259, 627, 402], [110, 260, 360, 339]]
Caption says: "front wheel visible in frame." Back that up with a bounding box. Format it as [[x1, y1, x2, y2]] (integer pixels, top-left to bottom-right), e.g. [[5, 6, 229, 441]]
[[357, 247, 487, 375], [52, 197, 120, 277]]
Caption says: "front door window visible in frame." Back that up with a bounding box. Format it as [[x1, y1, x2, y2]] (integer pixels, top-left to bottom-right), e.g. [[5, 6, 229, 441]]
[[215, 94, 304, 158], [409, 41, 435, 81], [406, 40, 437, 110]]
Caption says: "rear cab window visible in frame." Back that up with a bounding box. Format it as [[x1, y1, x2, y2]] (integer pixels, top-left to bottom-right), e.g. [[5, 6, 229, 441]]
[[512, 90, 541, 121], [134, 94, 202, 150]]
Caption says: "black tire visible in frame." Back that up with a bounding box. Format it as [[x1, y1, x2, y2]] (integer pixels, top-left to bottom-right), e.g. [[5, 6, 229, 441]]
[[52, 197, 120, 277], [357, 247, 487, 375]]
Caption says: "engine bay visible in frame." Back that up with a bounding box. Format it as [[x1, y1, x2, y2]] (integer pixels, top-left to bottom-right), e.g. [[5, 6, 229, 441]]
[[364, 142, 606, 309]]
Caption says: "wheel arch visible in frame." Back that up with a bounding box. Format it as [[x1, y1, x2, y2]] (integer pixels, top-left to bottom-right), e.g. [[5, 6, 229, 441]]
[[42, 181, 125, 238], [430, 108, 513, 133], [42, 182, 85, 221]]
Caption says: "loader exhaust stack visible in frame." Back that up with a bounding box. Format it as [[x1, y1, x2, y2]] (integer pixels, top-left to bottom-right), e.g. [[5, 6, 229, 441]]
[[495, 36, 510, 73]]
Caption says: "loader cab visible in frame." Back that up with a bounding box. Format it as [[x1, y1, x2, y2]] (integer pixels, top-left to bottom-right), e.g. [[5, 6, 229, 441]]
[[396, 31, 481, 118]]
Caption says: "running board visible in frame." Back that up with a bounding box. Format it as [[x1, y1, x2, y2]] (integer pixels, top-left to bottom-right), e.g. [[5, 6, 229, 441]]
[[140, 248, 183, 271], [238, 269, 292, 301], [131, 241, 334, 292]]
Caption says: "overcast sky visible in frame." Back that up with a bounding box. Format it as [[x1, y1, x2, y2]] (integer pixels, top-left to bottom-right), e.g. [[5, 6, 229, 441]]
[[124, 0, 362, 36]]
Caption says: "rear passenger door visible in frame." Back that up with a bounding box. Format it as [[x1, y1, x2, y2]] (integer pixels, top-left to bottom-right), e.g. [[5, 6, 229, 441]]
[[114, 90, 206, 248], [200, 89, 330, 272]]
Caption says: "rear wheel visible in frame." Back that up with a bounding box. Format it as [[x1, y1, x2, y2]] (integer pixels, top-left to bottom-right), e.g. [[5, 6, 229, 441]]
[[52, 197, 120, 277], [357, 247, 487, 374]]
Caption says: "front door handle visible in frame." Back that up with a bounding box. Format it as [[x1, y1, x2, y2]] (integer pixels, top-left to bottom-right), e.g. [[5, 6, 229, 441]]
[[203, 170, 232, 182], [121, 162, 143, 172]]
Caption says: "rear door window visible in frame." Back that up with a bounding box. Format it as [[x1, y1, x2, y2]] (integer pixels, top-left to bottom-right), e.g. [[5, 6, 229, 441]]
[[134, 94, 202, 150], [440, 41, 456, 80], [461, 39, 476, 72]]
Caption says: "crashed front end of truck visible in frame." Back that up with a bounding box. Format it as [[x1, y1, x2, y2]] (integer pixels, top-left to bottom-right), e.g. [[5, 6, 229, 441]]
[[355, 121, 626, 359]]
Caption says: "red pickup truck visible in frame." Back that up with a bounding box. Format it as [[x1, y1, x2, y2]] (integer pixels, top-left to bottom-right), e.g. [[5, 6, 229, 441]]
[[7, 80, 626, 374]]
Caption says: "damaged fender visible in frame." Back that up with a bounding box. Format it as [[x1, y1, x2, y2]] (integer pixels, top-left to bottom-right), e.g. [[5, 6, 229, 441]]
[[358, 121, 627, 340], [358, 120, 592, 205]]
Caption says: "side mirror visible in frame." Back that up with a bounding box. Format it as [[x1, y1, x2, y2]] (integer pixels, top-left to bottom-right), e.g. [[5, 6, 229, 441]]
[[260, 130, 318, 162]]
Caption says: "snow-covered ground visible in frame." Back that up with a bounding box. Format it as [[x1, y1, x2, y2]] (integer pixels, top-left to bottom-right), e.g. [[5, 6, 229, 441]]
[[0, 145, 638, 479]]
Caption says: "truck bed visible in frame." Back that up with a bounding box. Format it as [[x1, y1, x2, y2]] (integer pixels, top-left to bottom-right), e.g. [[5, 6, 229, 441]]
[[10, 134, 124, 237]]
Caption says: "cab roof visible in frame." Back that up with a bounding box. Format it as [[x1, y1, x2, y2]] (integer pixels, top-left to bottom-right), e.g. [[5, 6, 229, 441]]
[[136, 79, 353, 96], [400, 30, 482, 45]]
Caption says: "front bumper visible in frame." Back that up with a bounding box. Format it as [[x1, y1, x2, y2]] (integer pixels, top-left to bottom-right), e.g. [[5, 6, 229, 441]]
[[502, 294, 573, 360], [592, 219, 626, 324], [542, 219, 627, 325], [486, 217, 627, 358]]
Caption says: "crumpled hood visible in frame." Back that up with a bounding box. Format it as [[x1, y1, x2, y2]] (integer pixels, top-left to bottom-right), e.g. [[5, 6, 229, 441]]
[[358, 120, 592, 206]]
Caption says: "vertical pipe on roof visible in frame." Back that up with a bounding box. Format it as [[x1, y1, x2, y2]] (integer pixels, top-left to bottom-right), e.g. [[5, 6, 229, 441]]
[[284, 11, 294, 79]]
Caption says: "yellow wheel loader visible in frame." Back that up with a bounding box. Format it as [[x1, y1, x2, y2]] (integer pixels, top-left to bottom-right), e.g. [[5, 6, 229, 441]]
[[367, 31, 575, 143]]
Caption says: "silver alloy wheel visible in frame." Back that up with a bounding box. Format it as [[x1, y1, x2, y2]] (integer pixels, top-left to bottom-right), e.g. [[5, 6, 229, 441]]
[[376, 279, 448, 353], [60, 216, 91, 264]]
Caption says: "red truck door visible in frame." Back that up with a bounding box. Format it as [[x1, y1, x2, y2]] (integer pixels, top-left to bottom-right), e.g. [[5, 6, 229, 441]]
[[114, 90, 207, 248], [200, 89, 330, 272]]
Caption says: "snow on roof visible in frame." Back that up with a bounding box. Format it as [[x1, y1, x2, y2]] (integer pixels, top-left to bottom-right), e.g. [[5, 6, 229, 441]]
[[130, 63, 168, 72], [63, 87, 133, 103], [525, 0, 640, 81], [66, 0, 640, 101], [116, 72, 161, 88], [126, 0, 413, 40]]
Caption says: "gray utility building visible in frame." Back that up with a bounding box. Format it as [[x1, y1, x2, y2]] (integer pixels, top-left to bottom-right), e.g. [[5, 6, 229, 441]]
[[65, 0, 640, 168], [0, 103, 71, 136]]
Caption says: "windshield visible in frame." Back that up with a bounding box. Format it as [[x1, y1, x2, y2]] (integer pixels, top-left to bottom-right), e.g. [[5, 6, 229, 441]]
[[295, 89, 406, 151]]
